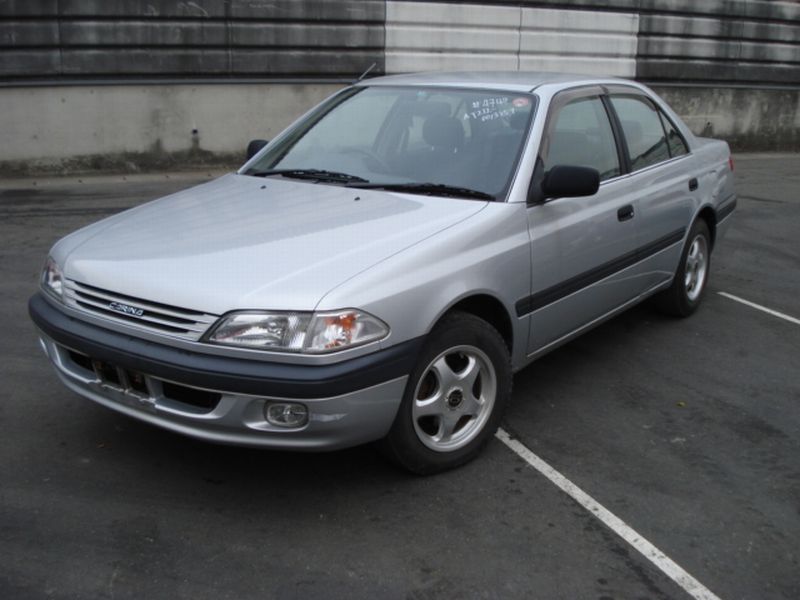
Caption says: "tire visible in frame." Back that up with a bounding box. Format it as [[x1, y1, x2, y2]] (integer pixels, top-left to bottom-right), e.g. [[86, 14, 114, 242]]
[[379, 311, 512, 474], [654, 219, 711, 317]]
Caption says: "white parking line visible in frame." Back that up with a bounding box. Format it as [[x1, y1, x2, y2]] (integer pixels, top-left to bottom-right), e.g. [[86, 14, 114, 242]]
[[495, 428, 723, 600], [718, 292, 800, 326]]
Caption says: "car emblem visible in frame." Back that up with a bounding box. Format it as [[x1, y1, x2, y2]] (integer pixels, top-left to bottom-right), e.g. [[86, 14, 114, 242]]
[[108, 301, 145, 318]]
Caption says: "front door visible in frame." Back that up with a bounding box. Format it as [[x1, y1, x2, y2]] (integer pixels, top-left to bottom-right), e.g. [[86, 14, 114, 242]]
[[523, 90, 647, 355]]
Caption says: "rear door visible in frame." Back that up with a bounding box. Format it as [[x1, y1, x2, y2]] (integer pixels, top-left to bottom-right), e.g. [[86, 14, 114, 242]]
[[606, 89, 696, 290], [524, 87, 648, 355]]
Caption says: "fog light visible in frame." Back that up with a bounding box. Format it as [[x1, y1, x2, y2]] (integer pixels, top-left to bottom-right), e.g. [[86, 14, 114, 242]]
[[265, 402, 308, 428]]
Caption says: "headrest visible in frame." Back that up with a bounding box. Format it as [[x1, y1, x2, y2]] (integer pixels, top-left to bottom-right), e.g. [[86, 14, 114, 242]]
[[423, 116, 464, 150]]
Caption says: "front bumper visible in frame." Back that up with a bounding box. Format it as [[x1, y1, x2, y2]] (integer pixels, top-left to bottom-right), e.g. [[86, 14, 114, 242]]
[[29, 293, 420, 450]]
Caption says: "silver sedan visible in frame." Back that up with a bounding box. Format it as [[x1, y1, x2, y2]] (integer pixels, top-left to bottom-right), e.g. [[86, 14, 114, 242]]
[[31, 72, 736, 473]]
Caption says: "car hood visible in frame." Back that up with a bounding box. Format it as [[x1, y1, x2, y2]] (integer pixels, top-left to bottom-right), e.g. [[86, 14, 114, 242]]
[[57, 174, 487, 314]]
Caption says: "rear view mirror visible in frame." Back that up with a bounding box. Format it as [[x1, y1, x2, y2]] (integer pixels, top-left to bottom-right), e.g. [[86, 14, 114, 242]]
[[541, 165, 600, 199], [246, 139, 269, 160]]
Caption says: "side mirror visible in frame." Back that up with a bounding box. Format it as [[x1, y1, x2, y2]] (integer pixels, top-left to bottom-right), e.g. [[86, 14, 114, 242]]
[[246, 139, 269, 160], [541, 165, 600, 200]]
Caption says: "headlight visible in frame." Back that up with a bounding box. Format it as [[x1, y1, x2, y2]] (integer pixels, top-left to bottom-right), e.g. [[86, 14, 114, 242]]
[[41, 256, 64, 300], [205, 312, 311, 351], [205, 309, 388, 353]]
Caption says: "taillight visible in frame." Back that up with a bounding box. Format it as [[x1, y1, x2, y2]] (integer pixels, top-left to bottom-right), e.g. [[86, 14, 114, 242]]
[[728, 156, 735, 171]]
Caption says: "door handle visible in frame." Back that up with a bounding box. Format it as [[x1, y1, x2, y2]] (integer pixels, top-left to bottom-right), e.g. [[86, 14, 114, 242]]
[[617, 204, 634, 222], [688, 178, 699, 191]]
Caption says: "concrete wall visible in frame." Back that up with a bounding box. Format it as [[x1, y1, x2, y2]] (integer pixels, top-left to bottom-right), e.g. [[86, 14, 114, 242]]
[[0, 83, 341, 174], [652, 86, 800, 152], [386, 2, 639, 76], [4, 0, 796, 85], [636, 1, 800, 84], [0, 0, 385, 80], [0, 0, 798, 173], [388, 0, 799, 85]]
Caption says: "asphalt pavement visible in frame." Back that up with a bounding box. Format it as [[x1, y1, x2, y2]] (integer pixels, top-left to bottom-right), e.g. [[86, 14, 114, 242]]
[[1, 155, 798, 599]]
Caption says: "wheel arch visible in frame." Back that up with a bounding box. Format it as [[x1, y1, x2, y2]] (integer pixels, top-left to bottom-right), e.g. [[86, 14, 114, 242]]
[[438, 293, 514, 354], [696, 205, 717, 250]]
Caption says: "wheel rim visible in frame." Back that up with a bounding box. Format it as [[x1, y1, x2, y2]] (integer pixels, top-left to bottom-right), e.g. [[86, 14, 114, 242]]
[[411, 345, 497, 452], [684, 233, 708, 302]]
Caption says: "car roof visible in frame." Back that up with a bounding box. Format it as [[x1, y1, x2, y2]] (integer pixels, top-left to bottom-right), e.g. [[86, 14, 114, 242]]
[[356, 71, 624, 93]]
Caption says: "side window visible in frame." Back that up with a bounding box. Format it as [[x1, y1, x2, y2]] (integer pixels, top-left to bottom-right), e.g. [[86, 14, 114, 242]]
[[543, 96, 620, 181], [610, 96, 670, 171], [659, 112, 689, 158]]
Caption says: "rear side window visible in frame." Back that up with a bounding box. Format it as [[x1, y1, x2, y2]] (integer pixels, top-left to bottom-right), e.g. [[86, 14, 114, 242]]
[[543, 96, 620, 182], [659, 112, 689, 158], [610, 96, 670, 171]]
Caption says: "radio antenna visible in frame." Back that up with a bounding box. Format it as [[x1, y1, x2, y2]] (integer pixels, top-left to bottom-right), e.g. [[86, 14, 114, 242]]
[[356, 62, 377, 82]]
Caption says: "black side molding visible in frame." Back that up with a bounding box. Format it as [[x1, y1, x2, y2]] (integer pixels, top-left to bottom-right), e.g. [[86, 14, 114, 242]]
[[516, 227, 686, 317], [717, 198, 737, 221], [29, 293, 421, 399]]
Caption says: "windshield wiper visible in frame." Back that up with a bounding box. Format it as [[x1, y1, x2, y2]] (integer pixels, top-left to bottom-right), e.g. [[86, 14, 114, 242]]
[[246, 169, 369, 184], [347, 182, 495, 201]]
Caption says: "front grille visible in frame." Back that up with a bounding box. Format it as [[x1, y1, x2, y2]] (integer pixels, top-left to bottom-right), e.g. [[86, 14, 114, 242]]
[[66, 349, 222, 413], [63, 279, 218, 341], [68, 350, 93, 372], [162, 381, 221, 410]]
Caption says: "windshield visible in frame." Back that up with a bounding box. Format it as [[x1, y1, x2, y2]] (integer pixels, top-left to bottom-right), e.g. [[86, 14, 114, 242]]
[[245, 86, 536, 199]]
